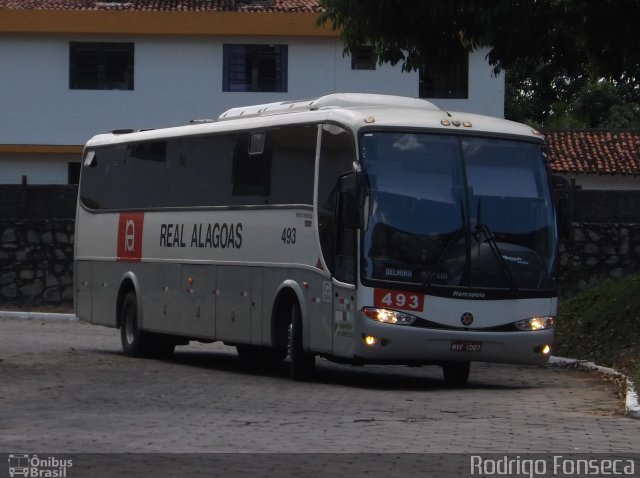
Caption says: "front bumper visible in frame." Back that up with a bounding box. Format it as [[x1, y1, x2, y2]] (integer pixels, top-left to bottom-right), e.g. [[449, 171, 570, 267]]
[[355, 318, 555, 365]]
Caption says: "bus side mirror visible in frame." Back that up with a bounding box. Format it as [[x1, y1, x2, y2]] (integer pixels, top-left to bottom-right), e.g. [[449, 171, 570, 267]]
[[552, 174, 573, 237], [338, 173, 363, 229]]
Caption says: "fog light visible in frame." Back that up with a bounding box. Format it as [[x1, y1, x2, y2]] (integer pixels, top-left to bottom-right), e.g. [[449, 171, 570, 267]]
[[534, 344, 552, 354], [364, 335, 378, 346]]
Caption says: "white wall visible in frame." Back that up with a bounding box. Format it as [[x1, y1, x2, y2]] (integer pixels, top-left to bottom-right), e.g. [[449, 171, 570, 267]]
[[0, 35, 505, 183], [0, 156, 73, 184], [0, 36, 504, 145]]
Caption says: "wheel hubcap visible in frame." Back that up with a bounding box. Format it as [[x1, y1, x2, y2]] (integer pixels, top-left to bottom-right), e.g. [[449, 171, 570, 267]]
[[124, 307, 136, 344]]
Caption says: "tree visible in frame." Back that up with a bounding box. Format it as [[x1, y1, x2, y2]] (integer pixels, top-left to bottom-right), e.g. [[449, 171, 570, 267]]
[[318, 0, 640, 82], [555, 81, 640, 128], [318, 0, 640, 127], [506, 70, 640, 128]]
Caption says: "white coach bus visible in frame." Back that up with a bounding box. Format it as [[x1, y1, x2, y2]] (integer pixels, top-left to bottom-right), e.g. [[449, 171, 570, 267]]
[[75, 93, 558, 385]]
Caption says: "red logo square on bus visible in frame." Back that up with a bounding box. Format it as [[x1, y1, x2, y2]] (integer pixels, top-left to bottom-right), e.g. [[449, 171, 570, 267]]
[[117, 212, 144, 262]]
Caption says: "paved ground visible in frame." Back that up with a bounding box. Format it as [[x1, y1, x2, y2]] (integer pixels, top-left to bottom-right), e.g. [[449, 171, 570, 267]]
[[1, 316, 638, 476]]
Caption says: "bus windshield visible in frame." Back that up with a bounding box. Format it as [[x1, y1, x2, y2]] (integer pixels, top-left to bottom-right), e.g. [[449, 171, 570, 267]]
[[360, 131, 557, 294]]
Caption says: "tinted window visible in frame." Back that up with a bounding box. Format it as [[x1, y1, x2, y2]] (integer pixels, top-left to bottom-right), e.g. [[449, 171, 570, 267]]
[[170, 135, 234, 206], [358, 132, 556, 292], [269, 125, 316, 205], [232, 134, 272, 201], [79, 125, 317, 210], [317, 125, 355, 278], [231, 125, 316, 205], [79, 144, 127, 209]]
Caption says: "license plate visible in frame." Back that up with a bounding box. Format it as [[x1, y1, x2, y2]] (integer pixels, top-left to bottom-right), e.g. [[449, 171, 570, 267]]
[[451, 341, 482, 352]]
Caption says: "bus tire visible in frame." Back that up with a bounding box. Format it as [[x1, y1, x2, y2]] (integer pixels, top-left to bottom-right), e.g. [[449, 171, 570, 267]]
[[442, 361, 470, 386], [289, 301, 315, 381], [120, 291, 151, 357]]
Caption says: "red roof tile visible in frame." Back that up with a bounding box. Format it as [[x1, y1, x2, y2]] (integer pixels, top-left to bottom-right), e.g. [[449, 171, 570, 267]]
[[0, 0, 322, 13], [545, 130, 640, 176]]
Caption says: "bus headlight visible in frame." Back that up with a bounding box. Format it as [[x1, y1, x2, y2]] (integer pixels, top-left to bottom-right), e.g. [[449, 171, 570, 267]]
[[514, 316, 556, 331], [362, 307, 417, 326]]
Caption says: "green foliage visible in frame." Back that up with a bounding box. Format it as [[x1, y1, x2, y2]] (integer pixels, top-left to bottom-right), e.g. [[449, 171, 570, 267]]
[[319, 0, 640, 128], [318, 0, 640, 81], [318, 0, 478, 71], [572, 82, 640, 128], [555, 274, 640, 384], [507, 77, 640, 128]]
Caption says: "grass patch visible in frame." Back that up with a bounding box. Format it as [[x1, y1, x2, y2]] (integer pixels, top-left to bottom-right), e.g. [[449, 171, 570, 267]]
[[555, 273, 640, 386]]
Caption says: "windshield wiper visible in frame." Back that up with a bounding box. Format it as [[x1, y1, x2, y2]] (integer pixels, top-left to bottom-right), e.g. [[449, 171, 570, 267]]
[[475, 223, 519, 291], [475, 197, 518, 292], [422, 199, 467, 292], [421, 225, 466, 292]]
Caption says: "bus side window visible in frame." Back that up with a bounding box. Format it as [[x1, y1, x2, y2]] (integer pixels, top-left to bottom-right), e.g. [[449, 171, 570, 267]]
[[170, 134, 234, 207], [232, 133, 271, 200], [335, 180, 357, 284], [269, 125, 316, 205], [317, 124, 356, 282], [79, 144, 126, 209]]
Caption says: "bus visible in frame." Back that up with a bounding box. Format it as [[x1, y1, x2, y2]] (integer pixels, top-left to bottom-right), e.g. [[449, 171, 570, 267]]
[[74, 93, 558, 385]]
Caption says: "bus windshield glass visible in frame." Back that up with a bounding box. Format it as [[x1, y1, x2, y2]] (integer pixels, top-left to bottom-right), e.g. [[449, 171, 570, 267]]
[[360, 131, 557, 293]]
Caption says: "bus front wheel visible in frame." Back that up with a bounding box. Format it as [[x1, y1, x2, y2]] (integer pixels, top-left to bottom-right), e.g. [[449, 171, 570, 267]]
[[442, 361, 470, 386]]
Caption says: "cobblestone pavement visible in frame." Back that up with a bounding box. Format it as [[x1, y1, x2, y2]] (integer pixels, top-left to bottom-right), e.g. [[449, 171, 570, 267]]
[[0, 316, 638, 474]]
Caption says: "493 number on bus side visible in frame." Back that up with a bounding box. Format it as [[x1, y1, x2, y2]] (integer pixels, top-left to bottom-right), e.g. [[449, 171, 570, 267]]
[[281, 227, 296, 244]]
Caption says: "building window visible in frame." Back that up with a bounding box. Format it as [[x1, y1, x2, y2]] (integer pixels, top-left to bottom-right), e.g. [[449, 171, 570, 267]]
[[68, 162, 81, 185], [351, 46, 376, 70], [419, 45, 468, 99], [223, 44, 288, 92], [69, 42, 134, 90]]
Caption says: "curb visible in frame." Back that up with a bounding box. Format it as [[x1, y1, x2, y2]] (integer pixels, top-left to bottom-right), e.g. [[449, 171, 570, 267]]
[[0, 310, 77, 321], [550, 356, 640, 419]]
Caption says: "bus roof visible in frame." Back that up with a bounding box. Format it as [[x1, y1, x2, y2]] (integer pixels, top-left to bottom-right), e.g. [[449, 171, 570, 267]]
[[85, 93, 543, 147], [217, 93, 441, 120]]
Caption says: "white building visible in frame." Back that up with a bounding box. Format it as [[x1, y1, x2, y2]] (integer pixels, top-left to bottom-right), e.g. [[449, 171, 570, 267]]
[[0, 0, 504, 184]]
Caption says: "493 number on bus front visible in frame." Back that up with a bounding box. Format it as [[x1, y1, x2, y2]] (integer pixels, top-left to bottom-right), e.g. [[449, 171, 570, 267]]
[[374, 289, 424, 312]]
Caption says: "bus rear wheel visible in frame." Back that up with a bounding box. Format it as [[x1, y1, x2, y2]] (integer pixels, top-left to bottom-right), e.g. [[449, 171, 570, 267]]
[[120, 291, 175, 358], [289, 301, 315, 381], [442, 361, 470, 386], [120, 291, 148, 357]]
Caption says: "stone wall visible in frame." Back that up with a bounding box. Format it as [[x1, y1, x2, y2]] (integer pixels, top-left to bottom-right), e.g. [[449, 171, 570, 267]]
[[0, 219, 74, 308], [0, 189, 639, 308], [1, 218, 637, 308], [572, 190, 640, 223], [559, 223, 640, 295]]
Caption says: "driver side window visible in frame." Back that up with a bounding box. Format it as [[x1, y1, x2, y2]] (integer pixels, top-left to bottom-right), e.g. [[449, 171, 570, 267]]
[[317, 125, 356, 282]]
